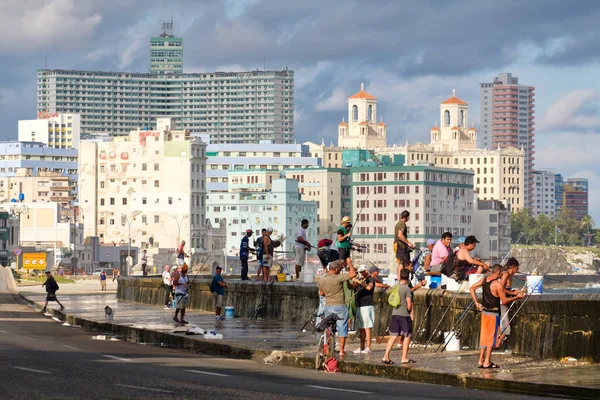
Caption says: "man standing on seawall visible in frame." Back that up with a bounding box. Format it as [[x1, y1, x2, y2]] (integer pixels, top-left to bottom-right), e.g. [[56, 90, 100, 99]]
[[176, 240, 189, 266], [141, 249, 148, 276], [162, 265, 172, 309], [337, 216, 354, 270], [394, 210, 414, 277], [211, 266, 227, 320], [240, 229, 253, 281], [295, 219, 312, 280], [497, 257, 522, 348]]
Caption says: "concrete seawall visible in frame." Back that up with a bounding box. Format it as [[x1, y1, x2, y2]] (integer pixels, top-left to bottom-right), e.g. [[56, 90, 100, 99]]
[[117, 277, 600, 362]]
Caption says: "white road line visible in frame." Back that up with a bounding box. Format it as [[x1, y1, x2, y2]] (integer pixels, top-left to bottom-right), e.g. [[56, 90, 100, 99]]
[[115, 384, 174, 393], [13, 367, 51, 375], [102, 355, 132, 362], [305, 385, 372, 394], [60, 345, 79, 350], [185, 369, 231, 377], [0, 329, 8, 334]]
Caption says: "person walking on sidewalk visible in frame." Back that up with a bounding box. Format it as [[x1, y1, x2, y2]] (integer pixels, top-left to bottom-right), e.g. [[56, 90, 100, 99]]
[[112, 267, 121, 282], [240, 229, 253, 281], [41, 271, 64, 313], [162, 265, 173, 309], [382, 268, 414, 365], [210, 266, 227, 320], [172, 264, 190, 324], [294, 219, 312, 280], [99, 269, 107, 291], [351, 265, 376, 355], [470, 264, 524, 369]]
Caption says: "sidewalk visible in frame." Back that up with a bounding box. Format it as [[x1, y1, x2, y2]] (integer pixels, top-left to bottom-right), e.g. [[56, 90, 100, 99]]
[[16, 279, 600, 399]]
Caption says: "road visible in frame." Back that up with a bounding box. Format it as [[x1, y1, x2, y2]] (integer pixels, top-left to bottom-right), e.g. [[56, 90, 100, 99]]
[[0, 271, 547, 400]]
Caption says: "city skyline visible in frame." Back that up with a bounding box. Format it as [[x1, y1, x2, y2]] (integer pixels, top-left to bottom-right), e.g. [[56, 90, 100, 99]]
[[0, 0, 598, 221]]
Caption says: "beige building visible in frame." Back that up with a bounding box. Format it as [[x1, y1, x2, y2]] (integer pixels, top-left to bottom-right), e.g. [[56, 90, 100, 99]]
[[304, 141, 344, 168], [0, 168, 75, 205], [430, 90, 477, 152], [337, 84, 387, 149], [78, 118, 207, 258], [18, 112, 81, 149]]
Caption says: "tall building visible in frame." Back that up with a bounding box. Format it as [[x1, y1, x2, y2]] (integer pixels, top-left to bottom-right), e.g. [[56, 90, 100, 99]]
[[18, 112, 81, 149], [337, 84, 387, 149], [532, 170, 556, 217], [480, 73, 535, 209], [78, 118, 207, 258], [37, 67, 294, 144], [0, 141, 78, 183], [555, 173, 564, 214], [563, 178, 589, 219], [150, 19, 183, 74]]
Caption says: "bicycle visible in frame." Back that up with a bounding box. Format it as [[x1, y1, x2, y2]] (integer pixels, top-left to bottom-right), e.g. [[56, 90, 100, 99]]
[[314, 313, 339, 371]]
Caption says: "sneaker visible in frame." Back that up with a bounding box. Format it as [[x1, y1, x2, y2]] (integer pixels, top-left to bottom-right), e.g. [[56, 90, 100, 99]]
[[164, 306, 170, 309], [181, 320, 189, 325], [60, 306, 65, 310], [215, 316, 220, 320], [352, 348, 363, 354], [361, 348, 372, 354], [41, 309, 46, 313], [219, 316, 226, 321]]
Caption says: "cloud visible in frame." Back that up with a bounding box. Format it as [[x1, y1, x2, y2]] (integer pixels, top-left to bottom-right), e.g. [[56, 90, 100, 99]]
[[315, 88, 347, 112], [538, 90, 600, 131]]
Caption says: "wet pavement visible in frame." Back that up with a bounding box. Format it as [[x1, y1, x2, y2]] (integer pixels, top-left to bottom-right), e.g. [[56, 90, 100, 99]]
[[19, 282, 600, 393]]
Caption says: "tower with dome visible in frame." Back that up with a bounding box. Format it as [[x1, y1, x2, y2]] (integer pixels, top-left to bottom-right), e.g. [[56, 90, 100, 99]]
[[337, 83, 387, 148]]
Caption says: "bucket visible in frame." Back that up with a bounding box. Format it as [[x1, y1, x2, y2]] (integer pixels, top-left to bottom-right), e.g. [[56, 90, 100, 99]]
[[224, 306, 235, 319], [276, 273, 286, 282], [303, 270, 314, 283], [443, 331, 460, 351], [526, 275, 544, 295], [469, 274, 485, 294], [429, 275, 442, 289]]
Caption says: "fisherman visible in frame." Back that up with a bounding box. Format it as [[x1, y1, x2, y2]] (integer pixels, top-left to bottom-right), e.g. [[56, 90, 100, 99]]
[[469, 264, 524, 369], [255, 228, 267, 280], [172, 264, 190, 324], [351, 265, 375, 355], [429, 232, 452, 273], [337, 216, 354, 270], [262, 227, 274, 282], [454, 235, 490, 281], [294, 219, 312, 280], [240, 229, 253, 281], [394, 210, 414, 277], [497, 257, 522, 348], [382, 268, 415, 365]]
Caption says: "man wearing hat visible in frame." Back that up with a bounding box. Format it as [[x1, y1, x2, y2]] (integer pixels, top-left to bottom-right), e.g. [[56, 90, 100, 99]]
[[455, 235, 490, 281], [240, 229, 253, 281], [418, 239, 436, 275], [262, 227, 274, 281], [337, 216, 354, 270], [211, 265, 227, 320], [429, 232, 453, 273], [351, 265, 377, 354], [454, 236, 466, 252]]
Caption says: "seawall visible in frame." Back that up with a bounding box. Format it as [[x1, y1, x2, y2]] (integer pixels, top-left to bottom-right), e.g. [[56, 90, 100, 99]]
[[117, 277, 600, 362]]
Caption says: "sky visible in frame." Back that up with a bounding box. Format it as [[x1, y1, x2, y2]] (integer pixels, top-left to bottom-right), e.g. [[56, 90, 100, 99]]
[[0, 0, 598, 222]]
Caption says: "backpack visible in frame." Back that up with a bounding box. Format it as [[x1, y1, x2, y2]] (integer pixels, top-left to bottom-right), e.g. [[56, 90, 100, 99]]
[[411, 248, 422, 271], [388, 285, 401, 308], [209, 278, 215, 293], [324, 357, 340, 373], [441, 249, 457, 277]]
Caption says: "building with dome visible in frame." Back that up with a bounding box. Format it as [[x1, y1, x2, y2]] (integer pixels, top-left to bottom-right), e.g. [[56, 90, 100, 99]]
[[337, 84, 387, 149]]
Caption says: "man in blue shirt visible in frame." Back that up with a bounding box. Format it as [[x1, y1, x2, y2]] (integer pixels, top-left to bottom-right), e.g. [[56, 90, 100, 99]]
[[211, 266, 227, 320], [240, 229, 253, 281]]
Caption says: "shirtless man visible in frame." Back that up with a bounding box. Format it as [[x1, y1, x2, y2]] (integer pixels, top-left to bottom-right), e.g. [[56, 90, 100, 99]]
[[496, 257, 522, 347], [454, 235, 490, 282]]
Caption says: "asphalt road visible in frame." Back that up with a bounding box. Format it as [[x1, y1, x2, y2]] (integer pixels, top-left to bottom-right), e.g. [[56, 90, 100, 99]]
[[0, 273, 547, 400]]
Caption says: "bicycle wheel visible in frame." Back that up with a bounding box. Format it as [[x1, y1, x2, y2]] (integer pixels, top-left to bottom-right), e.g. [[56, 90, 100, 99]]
[[315, 335, 325, 370], [326, 330, 335, 360]]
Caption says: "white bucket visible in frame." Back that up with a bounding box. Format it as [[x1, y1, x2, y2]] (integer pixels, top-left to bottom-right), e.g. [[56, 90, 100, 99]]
[[443, 331, 460, 352], [526, 275, 544, 295], [303, 270, 314, 283], [285, 273, 291, 282], [469, 274, 485, 294], [444, 277, 460, 291]]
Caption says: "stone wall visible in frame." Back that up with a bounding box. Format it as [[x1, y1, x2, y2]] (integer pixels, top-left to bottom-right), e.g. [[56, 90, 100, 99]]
[[117, 278, 600, 362]]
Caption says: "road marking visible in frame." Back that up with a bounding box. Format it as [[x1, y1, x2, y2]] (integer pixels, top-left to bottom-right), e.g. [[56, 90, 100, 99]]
[[14, 367, 51, 374], [115, 384, 173, 393], [61, 345, 79, 350], [103, 355, 132, 362], [0, 329, 8, 334], [185, 369, 231, 377], [305, 385, 372, 394]]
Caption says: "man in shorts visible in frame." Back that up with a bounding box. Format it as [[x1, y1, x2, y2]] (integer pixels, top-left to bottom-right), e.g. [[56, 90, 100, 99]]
[[497, 257, 522, 348], [294, 219, 312, 280], [262, 227, 274, 282], [394, 210, 414, 278], [351, 265, 376, 354], [211, 266, 227, 320], [382, 268, 414, 364], [337, 216, 354, 270]]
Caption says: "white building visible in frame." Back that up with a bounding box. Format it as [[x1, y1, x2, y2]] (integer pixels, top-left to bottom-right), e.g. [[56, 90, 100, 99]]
[[337, 84, 387, 149], [206, 178, 317, 257], [430, 90, 477, 152], [0, 141, 78, 182], [472, 199, 511, 262], [532, 170, 556, 217], [78, 118, 207, 261], [18, 112, 81, 149]]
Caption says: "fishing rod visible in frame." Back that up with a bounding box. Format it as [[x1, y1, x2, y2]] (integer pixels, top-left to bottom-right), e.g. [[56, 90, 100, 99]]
[[351, 185, 376, 235], [435, 300, 476, 353], [413, 286, 445, 343], [424, 280, 467, 349]]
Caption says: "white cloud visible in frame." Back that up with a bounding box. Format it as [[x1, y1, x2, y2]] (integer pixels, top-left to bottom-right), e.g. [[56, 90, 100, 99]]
[[538, 89, 600, 131], [295, 61, 332, 90], [315, 87, 347, 112]]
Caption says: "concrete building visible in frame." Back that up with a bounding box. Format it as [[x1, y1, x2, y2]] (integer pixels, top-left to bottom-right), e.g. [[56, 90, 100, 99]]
[[18, 112, 81, 149], [77, 236, 138, 275], [205, 141, 320, 191], [563, 178, 589, 219], [206, 178, 317, 257], [0, 168, 75, 205], [532, 170, 556, 217], [304, 141, 344, 168], [472, 199, 511, 262], [337, 84, 387, 149], [0, 142, 78, 182], [0, 210, 10, 265], [150, 19, 183, 74], [430, 90, 477, 152], [480, 73, 535, 209], [555, 174, 564, 214], [37, 67, 294, 144], [78, 118, 207, 262]]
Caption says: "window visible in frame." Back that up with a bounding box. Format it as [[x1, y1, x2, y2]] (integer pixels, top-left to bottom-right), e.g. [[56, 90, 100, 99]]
[[154, 180, 159, 188], [154, 215, 160, 223], [100, 182, 105, 188], [142, 215, 147, 224], [142, 197, 147, 205], [122, 198, 127, 205], [100, 199, 105, 206], [110, 198, 115, 205], [154, 163, 159, 171], [142, 163, 147, 171], [168, 197, 173, 205]]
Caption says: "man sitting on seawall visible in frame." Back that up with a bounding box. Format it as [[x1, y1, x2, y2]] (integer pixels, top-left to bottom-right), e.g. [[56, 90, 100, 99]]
[[454, 235, 490, 281]]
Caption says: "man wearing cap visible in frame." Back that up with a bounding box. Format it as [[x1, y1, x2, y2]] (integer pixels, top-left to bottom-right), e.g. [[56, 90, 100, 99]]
[[454, 236, 466, 252], [262, 227, 274, 281], [455, 235, 490, 281], [337, 216, 354, 270], [351, 265, 376, 354], [294, 219, 312, 280], [394, 211, 414, 277], [429, 232, 453, 273], [419, 239, 436, 275], [318, 259, 357, 357], [211, 266, 227, 320], [240, 229, 253, 281]]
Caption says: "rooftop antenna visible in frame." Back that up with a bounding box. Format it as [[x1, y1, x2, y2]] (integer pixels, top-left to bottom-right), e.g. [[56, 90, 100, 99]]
[[160, 17, 174, 38]]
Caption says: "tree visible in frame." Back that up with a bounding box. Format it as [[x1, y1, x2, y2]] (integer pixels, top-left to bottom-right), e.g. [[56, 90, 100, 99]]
[[510, 210, 596, 247]]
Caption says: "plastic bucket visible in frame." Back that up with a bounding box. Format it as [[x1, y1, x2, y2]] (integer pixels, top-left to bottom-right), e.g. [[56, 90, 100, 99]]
[[429, 275, 442, 289], [303, 270, 314, 283], [526, 275, 544, 295], [276, 273, 286, 282], [443, 331, 460, 351], [469, 274, 485, 294], [225, 306, 235, 319], [285, 273, 291, 282]]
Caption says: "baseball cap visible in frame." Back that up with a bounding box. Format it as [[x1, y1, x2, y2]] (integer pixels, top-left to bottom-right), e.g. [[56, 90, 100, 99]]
[[464, 235, 480, 245], [341, 216, 351, 224], [358, 264, 368, 272], [426, 238, 436, 246], [245, 229, 253, 234], [368, 266, 380, 274], [456, 236, 466, 244], [215, 265, 222, 270], [267, 226, 274, 232]]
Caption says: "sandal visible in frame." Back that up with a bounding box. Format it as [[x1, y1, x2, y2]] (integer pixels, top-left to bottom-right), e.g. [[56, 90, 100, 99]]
[[401, 359, 417, 364], [483, 362, 499, 369], [478, 364, 484, 368], [381, 359, 395, 365]]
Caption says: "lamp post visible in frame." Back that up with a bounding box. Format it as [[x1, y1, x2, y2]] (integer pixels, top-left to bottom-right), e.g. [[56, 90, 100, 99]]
[[121, 211, 141, 276], [9, 205, 28, 269], [171, 214, 189, 245], [64, 205, 78, 274]]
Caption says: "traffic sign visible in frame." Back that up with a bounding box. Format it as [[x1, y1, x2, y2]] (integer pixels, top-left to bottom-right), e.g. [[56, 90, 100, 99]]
[[22, 253, 47, 270], [14, 249, 21, 256]]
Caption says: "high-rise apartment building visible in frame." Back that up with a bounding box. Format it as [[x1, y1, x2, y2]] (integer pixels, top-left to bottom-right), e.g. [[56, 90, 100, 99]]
[[150, 19, 183, 74], [480, 73, 535, 209], [18, 112, 81, 149], [37, 67, 294, 144], [563, 178, 589, 219], [532, 170, 555, 217]]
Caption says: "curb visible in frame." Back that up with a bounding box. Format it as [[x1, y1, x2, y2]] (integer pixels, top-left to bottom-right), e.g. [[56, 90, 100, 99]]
[[17, 291, 600, 399]]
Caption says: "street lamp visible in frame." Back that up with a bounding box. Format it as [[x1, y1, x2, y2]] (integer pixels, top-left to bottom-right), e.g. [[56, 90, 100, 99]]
[[171, 214, 189, 245], [121, 211, 141, 276], [64, 205, 79, 274]]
